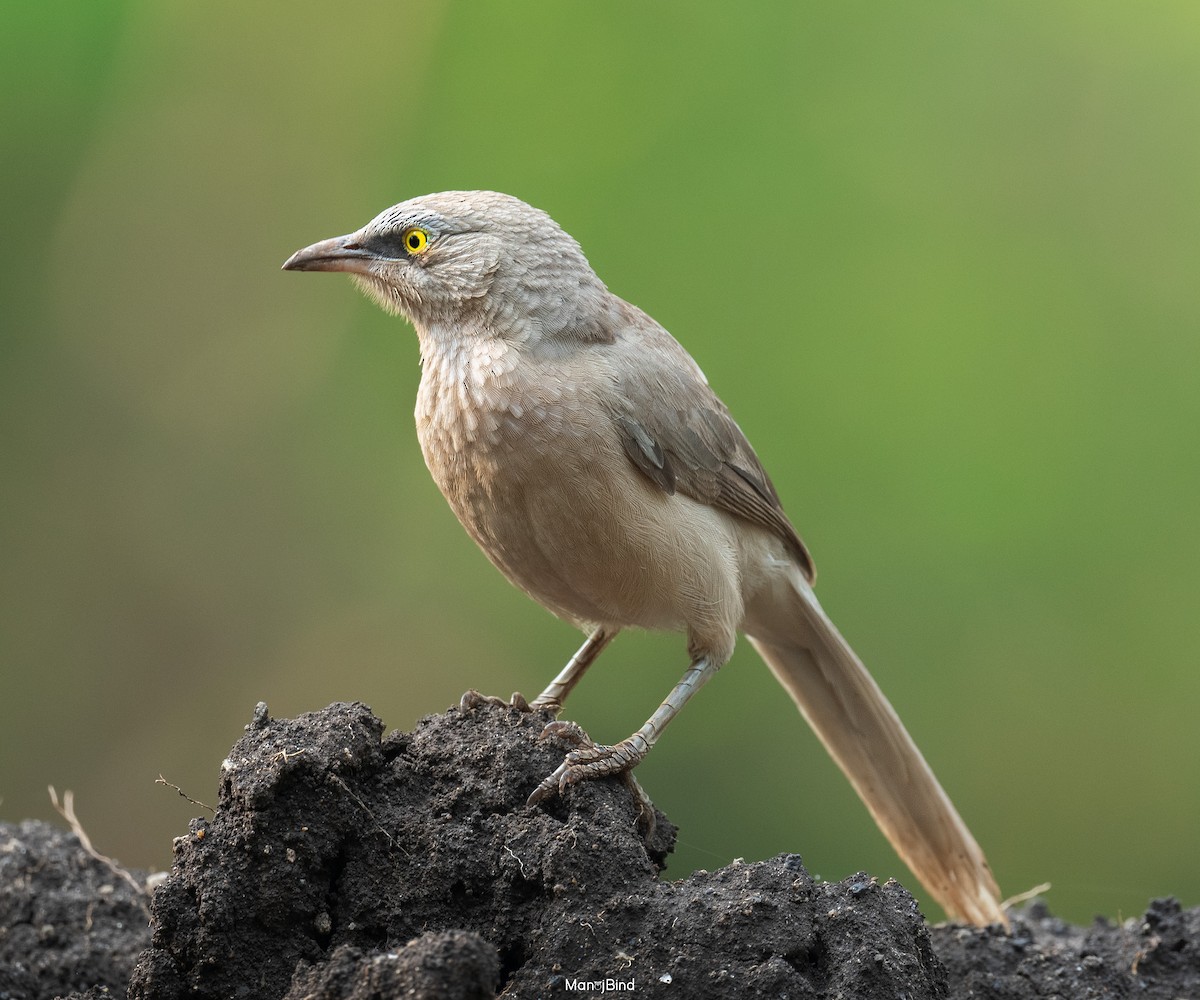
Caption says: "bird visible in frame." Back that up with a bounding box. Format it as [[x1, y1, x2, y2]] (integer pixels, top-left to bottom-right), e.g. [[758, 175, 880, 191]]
[[282, 190, 1006, 926]]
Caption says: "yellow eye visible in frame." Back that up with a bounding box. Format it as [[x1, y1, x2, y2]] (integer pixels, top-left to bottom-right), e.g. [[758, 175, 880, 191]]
[[403, 227, 429, 254]]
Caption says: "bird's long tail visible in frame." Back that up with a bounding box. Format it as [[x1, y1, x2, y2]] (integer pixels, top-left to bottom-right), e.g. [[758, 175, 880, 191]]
[[745, 575, 1006, 928]]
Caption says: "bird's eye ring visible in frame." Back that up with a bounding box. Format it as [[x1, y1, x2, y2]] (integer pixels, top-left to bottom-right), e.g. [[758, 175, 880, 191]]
[[403, 227, 430, 255]]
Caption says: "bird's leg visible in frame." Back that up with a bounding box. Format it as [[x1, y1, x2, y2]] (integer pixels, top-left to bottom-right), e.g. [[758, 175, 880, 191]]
[[529, 626, 618, 715], [459, 626, 618, 715], [527, 655, 719, 806]]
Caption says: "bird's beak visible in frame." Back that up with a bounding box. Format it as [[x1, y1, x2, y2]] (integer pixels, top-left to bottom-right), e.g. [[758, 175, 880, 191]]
[[281, 234, 375, 274]]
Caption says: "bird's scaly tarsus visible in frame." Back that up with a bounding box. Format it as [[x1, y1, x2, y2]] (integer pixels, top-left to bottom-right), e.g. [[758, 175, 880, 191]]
[[528, 626, 617, 714], [526, 655, 718, 804]]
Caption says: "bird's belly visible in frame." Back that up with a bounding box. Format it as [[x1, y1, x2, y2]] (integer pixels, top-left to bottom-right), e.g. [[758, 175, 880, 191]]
[[417, 406, 738, 637]]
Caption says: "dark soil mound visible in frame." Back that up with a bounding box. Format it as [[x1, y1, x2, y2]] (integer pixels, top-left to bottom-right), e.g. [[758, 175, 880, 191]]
[[2, 700, 1196, 998], [0, 821, 151, 998]]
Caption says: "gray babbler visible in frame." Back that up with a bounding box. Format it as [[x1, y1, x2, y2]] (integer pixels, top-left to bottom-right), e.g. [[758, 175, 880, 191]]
[[283, 191, 1006, 926]]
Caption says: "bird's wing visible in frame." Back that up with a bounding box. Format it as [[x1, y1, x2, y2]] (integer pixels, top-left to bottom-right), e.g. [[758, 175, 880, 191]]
[[602, 305, 816, 582]]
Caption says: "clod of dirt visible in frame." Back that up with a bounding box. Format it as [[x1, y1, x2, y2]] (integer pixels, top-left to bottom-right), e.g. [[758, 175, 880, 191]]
[[0, 820, 151, 999], [932, 896, 1200, 999], [283, 933, 498, 1000]]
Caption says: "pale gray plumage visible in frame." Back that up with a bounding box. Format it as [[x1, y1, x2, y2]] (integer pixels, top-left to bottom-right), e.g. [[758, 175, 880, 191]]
[[283, 190, 1006, 927]]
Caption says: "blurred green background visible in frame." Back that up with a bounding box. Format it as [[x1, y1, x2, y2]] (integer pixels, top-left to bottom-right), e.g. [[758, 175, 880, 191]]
[[2, 2, 1197, 925]]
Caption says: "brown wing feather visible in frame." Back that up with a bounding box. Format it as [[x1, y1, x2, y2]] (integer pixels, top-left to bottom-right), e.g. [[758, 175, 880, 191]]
[[604, 306, 816, 582]]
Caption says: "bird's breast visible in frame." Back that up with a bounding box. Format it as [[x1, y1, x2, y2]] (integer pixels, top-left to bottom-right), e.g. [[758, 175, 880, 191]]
[[413, 337, 624, 623], [410, 335, 745, 640], [414, 338, 600, 548], [416, 339, 579, 484]]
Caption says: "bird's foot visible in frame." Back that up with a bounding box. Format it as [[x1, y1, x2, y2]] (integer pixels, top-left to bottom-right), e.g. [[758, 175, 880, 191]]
[[459, 689, 534, 713], [526, 693, 565, 717], [527, 724, 656, 839], [525, 724, 652, 829], [462, 698, 656, 839], [530, 725, 651, 798], [531, 719, 592, 752]]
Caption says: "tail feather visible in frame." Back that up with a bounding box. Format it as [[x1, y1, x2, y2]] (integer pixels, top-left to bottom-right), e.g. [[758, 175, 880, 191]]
[[746, 579, 1007, 927]]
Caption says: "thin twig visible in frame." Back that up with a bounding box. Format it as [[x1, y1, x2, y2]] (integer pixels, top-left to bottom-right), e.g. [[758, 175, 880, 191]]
[[503, 843, 531, 879], [328, 773, 404, 853], [48, 786, 151, 915], [1001, 881, 1053, 911], [155, 774, 215, 814]]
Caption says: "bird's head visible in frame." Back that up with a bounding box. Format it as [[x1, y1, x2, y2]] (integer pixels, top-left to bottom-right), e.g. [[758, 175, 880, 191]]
[[282, 191, 610, 343]]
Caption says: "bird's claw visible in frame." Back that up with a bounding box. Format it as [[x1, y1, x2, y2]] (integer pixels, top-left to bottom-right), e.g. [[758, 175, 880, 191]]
[[526, 730, 657, 841], [459, 689, 532, 712], [536, 719, 590, 747], [526, 732, 651, 804]]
